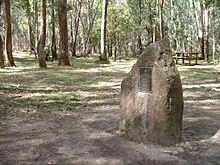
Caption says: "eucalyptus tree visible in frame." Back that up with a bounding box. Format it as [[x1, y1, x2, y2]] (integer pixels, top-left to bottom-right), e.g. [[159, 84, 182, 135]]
[[0, 36, 3, 69], [159, 0, 165, 39], [51, 0, 57, 60], [210, 0, 220, 60], [127, 0, 157, 54], [107, 3, 132, 58], [0, 0, 4, 68], [80, 0, 101, 56], [107, 4, 124, 59], [58, 0, 71, 66], [4, 0, 16, 67], [99, 0, 108, 61], [34, 0, 39, 53], [71, 0, 82, 57], [1, 0, 219, 65], [37, 0, 47, 68], [166, 0, 187, 51], [190, 0, 217, 61], [22, 0, 36, 54], [127, 0, 144, 55]]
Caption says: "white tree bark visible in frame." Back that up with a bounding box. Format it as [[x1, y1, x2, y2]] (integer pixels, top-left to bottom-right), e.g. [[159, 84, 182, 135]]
[[100, 0, 108, 61]]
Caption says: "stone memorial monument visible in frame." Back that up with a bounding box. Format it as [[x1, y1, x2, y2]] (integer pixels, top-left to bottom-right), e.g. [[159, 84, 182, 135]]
[[120, 38, 183, 146]]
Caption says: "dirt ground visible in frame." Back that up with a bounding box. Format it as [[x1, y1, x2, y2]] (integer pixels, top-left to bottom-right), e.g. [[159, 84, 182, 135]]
[[0, 63, 220, 165]]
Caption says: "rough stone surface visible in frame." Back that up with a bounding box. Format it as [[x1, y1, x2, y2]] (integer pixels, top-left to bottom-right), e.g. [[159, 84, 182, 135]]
[[120, 38, 184, 146]]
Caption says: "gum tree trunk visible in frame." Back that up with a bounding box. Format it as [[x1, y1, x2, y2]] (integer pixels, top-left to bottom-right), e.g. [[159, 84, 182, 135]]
[[34, 0, 38, 58], [203, 3, 210, 62], [4, 0, 16, 67], [71, 0, 82, 57], [0, 1, 4, 69], [24, 0, 35, 54], [0, 35, 4, 69], [37, 0, 47, 68], [58, 0, 71, 66], [159, 0, 165, 40], [51, 0, 57, 61], [192, 0, 205, 60], [137, 0, 143, 54], [99, 0, 108, 61]]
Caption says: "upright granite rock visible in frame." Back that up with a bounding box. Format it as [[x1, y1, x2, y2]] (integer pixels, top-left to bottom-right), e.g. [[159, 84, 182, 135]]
[[120, 38, 183, 146]]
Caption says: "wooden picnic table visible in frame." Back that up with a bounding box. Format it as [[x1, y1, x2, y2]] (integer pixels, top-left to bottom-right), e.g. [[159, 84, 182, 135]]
[[173, 52, 202, 65]]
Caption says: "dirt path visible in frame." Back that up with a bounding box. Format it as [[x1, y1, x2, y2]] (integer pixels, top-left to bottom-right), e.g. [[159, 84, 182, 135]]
[[0, 64, 220, 165]]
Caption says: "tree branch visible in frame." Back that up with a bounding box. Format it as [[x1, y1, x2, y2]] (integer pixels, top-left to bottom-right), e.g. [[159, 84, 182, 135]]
[[205, 0, 214, 6]]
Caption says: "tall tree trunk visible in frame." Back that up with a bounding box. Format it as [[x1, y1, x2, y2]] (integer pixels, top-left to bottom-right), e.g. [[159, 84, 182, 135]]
[[85, 0, 92, 56], [37, 0, 47, 68], [28, 23, 35, 53], [0, 1, 4, 69], [100, 0, 108, 61], [71, 0, 82, 57], [71, 17, 74, 55], [192, 0, 204, 59], [148, 1, 154, 43], [137, 0, 142, 54], [203, 3, 209, 62], [58, 0, 71, 66], [25, 0, 35, 54], [4, 0, 16, 67], [34, 0, 39, 45], [152, 15, 156, 42], [212, 33, 215, 60], [159, 0, 165, 40], [0, 35, 4, 69], [81, 0, 99, 57], [51, 0, 57, 61], [198, 3, 205, 60], [170, 0, 179, 50], [153, 0, 159, 42], [33, 0, 38, 58]]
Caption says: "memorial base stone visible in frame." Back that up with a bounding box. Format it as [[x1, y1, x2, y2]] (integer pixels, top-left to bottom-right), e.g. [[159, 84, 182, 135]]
[[120, 38, 184, 146]]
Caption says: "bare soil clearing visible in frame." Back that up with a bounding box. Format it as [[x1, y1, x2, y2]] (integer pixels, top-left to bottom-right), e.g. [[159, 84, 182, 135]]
[[0, 56, 220, 165]]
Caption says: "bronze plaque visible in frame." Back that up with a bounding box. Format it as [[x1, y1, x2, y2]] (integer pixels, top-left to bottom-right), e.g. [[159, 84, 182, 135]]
[[139, 67, 152, 93]]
